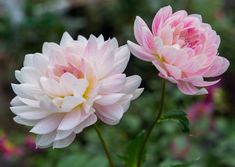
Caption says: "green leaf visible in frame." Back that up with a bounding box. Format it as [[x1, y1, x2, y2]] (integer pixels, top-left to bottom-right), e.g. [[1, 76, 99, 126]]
[[57, 153, 107, 167], [160, 110, 190, 133], [160, 157, 200, 167], [120, 130, 146, 167], [171, 157, 200, 167]]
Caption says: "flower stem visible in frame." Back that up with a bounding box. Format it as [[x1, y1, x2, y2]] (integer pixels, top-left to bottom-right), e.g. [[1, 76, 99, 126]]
[[137, 79, 166, 167], [94, 124, 115, 167]]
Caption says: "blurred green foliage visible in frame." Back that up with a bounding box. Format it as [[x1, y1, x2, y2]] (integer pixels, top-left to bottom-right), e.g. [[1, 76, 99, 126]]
[[0, 0, 235, 167]]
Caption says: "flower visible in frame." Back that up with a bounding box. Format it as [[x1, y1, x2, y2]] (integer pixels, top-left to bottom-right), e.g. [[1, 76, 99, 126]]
[[24, 135, 41, 152], [187, 101, 214, 123], [128, 6, 229, 95], [0, 134, 23, 159], [10, 32, 143, 148]]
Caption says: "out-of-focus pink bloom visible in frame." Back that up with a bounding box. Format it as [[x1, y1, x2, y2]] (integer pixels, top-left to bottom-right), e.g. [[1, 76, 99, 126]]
[[128, 5, 229, 95], [187, 102, 214, 123], [0, 134, 23, 159], [10, 32, 143, 148], [25, 135, 41, 152], [187, 84, 221, 123]]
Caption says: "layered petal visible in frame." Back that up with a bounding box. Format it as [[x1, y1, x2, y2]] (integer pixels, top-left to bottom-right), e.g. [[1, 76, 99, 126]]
[[11, 32, 143, 148]]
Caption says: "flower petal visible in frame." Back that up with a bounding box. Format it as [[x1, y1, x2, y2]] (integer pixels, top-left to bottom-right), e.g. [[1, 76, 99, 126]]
[[152, 5, 173, 35], [204, 56, 230, 77], [177, 82, 208, 95], [95, 104, 124, 125], [127, 41, 154, 62], [30, 114, 63, 134]]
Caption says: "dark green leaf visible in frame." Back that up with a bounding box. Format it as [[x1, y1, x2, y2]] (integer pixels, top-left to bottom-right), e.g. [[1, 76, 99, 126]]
[[171, 157, 200, 167], [160, 157, 200, 167], [57, 153, 107, 167], [120, 130, 146, 167], [160, 110, 190, 133]]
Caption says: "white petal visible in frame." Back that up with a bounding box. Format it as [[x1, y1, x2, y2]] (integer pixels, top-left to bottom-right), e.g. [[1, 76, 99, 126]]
[[39, 96, 59, 112], [110, 45, 130, 74], [60, 32, 73, 45], [32, 53, 49, 74], [11, 83, 42, 99], [23, 54, 34, 67], [20, 67, 41, 84], [60, 73, 78, 94], [72, 79, 89, 97], [40, 77, 66, 97], [121, 75, 142, 94], [99, 74, 126, 93], [58, 110, 85, 130], [18, 111, 51, 120], [10, 96, 24, 106], [95, 104, 124, 125], [18, 97, 40, 107], [55, 129, 74, 141], [74, 114, 97, 133], [30, 114, 63, 134], [10, 105, 35, 115], [118, 95, 133, 112], [95, 93, 125, 106], [131, 88, 144, 100], [15, 70, 23, 83], [36, 131, 56, 148], [13, 116, 38, 126], [53, 133, 76, 148], [77, 35, 88, 44], [61, 96, 85, 112], [85, 35, 97, 58]]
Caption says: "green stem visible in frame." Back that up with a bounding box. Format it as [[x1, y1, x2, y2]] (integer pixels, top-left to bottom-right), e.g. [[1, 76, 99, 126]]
[[137, 79, 166, 167], [94, 124, 115, 167]]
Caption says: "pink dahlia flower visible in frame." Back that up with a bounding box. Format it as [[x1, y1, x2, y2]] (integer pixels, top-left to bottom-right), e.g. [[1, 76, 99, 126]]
[[10, 32, 143, 148], [128, 6, 229, 95]]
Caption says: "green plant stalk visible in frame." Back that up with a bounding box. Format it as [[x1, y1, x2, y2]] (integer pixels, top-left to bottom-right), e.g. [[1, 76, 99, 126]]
[[137, 79, 166, 167], [94, 124, 115, 167]]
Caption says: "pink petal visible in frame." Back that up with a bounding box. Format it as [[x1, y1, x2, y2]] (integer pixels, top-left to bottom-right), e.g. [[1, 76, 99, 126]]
[[127, 41, 154, 62], [203, 56, 230, 77], [152, 6, 172, 35], [159, 25, 173, 45], [177, 82, 208, 95], [164, 63, 182, 79], [134, 16, 149, 45], [142, 27, 155, 52], [152, 61, 168, 77]]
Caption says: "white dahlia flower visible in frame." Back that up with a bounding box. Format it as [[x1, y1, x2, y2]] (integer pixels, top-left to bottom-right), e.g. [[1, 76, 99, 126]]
[[10, 32, 143, 148]]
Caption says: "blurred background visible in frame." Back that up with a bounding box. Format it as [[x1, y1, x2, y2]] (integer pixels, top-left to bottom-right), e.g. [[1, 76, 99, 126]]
[[0, 0, 234, 166]]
